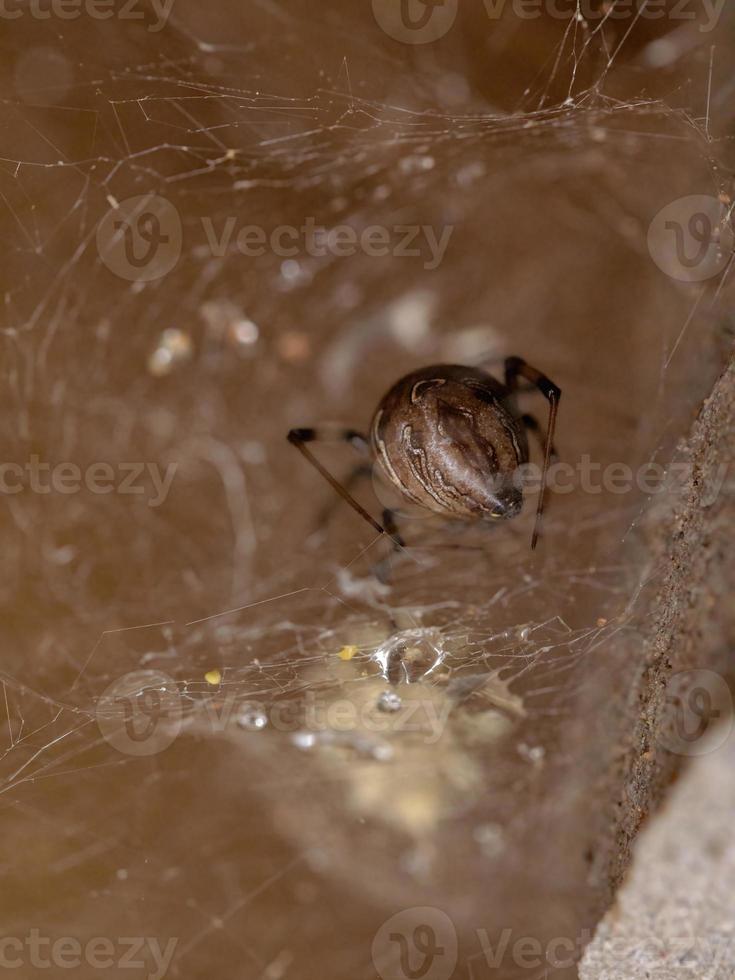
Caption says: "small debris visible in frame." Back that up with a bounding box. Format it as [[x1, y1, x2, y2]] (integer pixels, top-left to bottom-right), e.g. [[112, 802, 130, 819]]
[[292, 731, 318, 750], [204, 669, 222, 686], [377, 690, 403, 713], [337, 645, 358, 662], [518, 742, 546, 765]]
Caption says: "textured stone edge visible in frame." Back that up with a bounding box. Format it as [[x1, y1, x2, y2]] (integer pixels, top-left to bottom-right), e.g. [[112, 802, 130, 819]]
[[580, 729, 735, 978], [598, 353, 735, 902]]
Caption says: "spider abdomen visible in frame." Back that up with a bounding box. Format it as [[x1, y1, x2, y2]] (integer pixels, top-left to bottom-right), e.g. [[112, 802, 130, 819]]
[[370, 365, 528, 521]]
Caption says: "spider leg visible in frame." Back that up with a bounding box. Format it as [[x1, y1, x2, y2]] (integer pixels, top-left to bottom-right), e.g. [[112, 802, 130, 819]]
[[473, 352, 536, 391], [290, 426, 369, 453], [381, 508, 405, 550], [313, 462, 374, 533], [373, 508, 406, 584], [287, 428, 402, 548], [520, 413, 558, 459], [504, 357, 562, 550]]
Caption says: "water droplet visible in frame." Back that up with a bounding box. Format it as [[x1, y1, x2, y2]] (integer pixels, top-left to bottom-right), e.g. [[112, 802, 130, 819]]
[[237, 705, 268, 731], [372, 628, 446, 684]]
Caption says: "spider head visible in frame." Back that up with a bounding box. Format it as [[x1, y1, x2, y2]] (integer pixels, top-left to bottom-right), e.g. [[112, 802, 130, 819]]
[[484, 483, 524, 521]]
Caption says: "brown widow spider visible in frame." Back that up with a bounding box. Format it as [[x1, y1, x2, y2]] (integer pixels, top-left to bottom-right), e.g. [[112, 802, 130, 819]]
[[288, 357, 561, 564]]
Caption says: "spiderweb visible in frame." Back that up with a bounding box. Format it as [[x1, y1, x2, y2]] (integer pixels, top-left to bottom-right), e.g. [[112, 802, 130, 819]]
[[0, 2, 733, 978]]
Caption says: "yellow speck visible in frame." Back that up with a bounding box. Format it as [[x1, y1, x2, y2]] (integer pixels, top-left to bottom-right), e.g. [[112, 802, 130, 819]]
[[205, 669, 222, 686], [338, 645, 358, 662]]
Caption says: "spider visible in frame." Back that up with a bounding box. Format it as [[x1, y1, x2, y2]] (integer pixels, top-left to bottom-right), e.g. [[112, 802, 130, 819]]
[[288, 357, 561, 561]]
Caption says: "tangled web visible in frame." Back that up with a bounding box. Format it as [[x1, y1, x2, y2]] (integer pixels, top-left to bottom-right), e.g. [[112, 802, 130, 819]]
[[0, 2, 733, 975]]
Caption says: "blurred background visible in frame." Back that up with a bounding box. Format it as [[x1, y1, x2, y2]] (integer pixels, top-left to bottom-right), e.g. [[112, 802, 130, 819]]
[[0, 1, 734, 978]]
